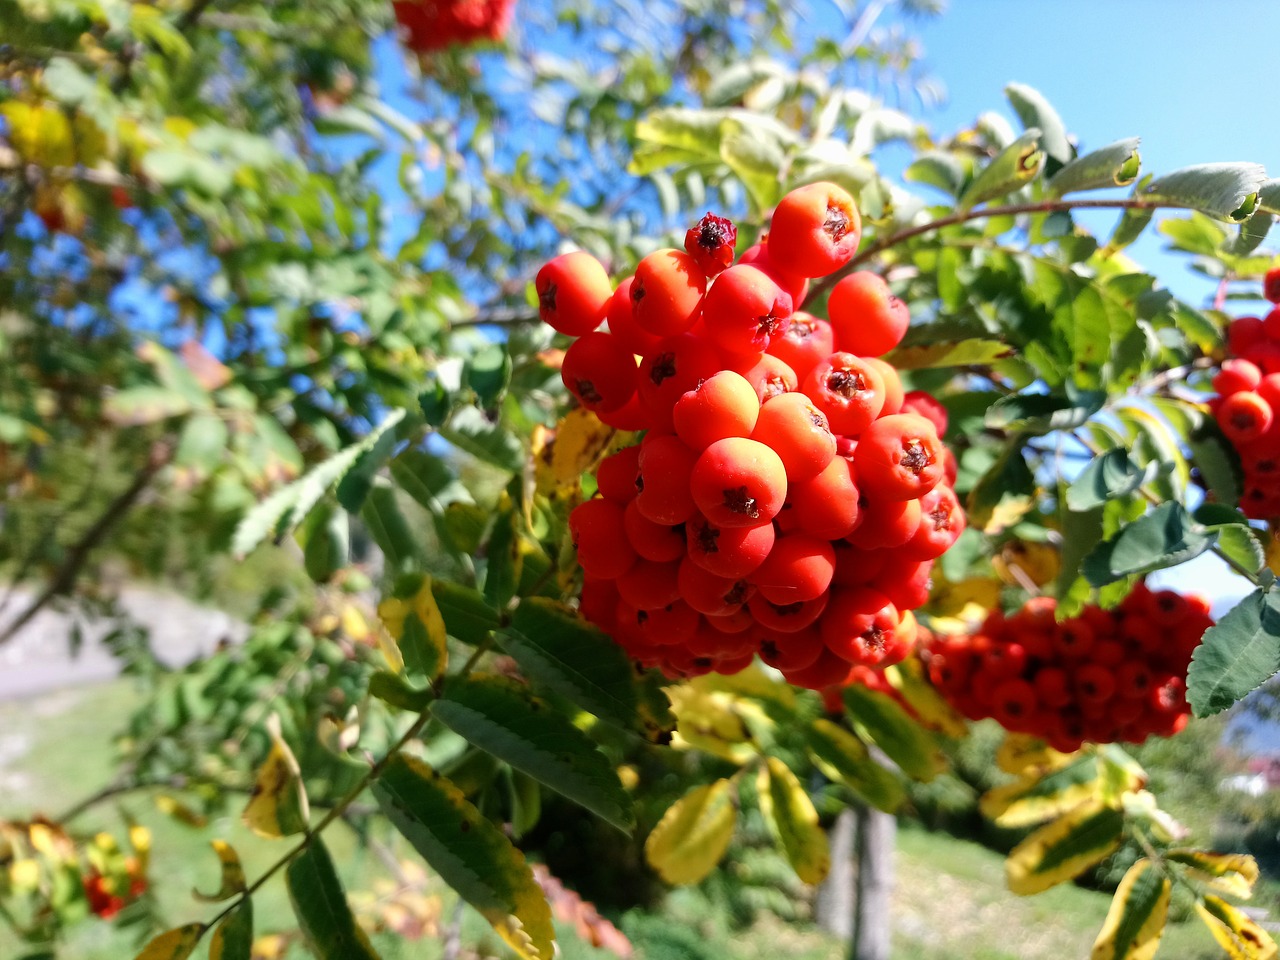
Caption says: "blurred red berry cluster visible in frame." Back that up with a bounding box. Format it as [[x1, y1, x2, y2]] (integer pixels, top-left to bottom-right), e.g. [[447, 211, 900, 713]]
[[391, 0, 514, 53]]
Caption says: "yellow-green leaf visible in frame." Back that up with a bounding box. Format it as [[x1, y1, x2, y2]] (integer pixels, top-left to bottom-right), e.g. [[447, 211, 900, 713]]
[[373, 754, 555, 959], [882, 658, 967, 737], [645, 780, 738, 886], [241, 714, 310, 838], [667, 684, 756, 764], [1091, 858, 1171, 960], [194, 839, 246, 902], [843, 684, 945, 782], [534, 408, 616, 496], [378, 575, 448, 683], [1167, 849, 1260, 900], [1006, 799, 1125, 895], [995, 733, 1077, 776], [980, 754, 1102, 828], [757, 757, 830, 885], [806, 718, 905, 813], [209, 899, 253, 960], [1195, 894, 1278, 960], [286, 838, 381, 960], [133, 923, 205, 960]]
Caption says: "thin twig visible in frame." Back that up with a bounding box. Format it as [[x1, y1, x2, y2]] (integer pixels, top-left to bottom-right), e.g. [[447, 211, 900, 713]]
[[0, 440, 174, 646]]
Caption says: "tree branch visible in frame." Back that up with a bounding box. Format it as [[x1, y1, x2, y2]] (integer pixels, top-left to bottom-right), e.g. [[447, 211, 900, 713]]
[[0, 439, 174, 646]]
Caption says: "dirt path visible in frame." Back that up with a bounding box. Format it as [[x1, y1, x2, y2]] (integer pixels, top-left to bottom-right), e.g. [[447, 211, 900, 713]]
[[0, 586, 244, 701]]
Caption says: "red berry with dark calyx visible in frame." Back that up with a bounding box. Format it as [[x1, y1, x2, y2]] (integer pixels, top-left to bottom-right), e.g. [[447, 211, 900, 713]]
[[767, 312, 834, 382], [690, 437, 789, 528], [638, 333, 723, 432], [632, 248, 706, 337], [827, 271, 910, 357], [536, 251, 612, 336], [853, 413, 945, 503], [702, 264, 793, 357], [750, 392, 837, 483], [673, 370, 761, 451], [684, 212, 738, 278], [766, 181, 862, 278], [803, 352, 885, 436], [561, 331, 638, 413]]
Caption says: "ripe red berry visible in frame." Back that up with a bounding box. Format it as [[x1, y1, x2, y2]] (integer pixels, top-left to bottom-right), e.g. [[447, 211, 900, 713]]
[[624, 499, 686, 562], [1213, 358, 1262, 397], [635, 434, 698, 525], [1265, 267, 1280, 304], [865, 357, 904, 416], [853, 413, 945, 502], [617, 558, 682, 610], [569, 499, 636, 579], [766, 181, 862, 278], [638, 333, 723, 432], [738, 241, 808, 306], [631, 249, 706, 336], [1218, 391, 1274, 443], [690, 437, 789, 528], [536, 251, 611, 336], [749, 591, 830, 633], [596, 445, 641, 503], [902, 484, 965, 560], [1227, 316, 1266, 356], [561, 332, 638, 413], [787, 456, 861, 540], [750, 533, 836, 603], [846, 496, 921, 550], [605, 277, 662, 357], [701, 264, 794, 357], [758, 624, 826, 672], [803, 352, 885, 436], [684, 212, 738, 278], [677, 557, 753, 616], [673, 370, 761, 451], [750, 392, 837, 482], [686, 511, 776, 578], [732, 352, 799, 403], [820, 587, 902, 666], [766, 311, 834, 382], [827, 271, 910, 357]]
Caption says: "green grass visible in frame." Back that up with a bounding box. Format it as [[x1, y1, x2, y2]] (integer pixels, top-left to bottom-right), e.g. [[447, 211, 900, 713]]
[[0, 681, 1263, 960]]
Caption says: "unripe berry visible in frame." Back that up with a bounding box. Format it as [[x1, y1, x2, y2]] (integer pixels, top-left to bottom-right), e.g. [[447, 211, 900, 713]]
[[766, 181, 862, 278], [536, 251, 611, 336], [632, 248, 706, 336], [690, 437, 789, 528], [561, 332, 638, 413]]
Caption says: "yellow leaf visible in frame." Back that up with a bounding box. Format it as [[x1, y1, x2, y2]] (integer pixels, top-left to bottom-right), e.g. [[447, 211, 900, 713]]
[[992, 540, 1061, 588], [929, 575, 1002, 619], [155, 794, 209, 827], [645, 780, 738, 885], [981, 755, 1102, 828], [1006, 798, 1124, 895], [534, 408, 617, 497], [134, 923, 205, 960], [242, 714, 310, 838], [1168, 849, 1260, 900], [1091, 858, 1171, 960], [377, 576, 448, 680], [1, 102, 76, 167], [1196, 895, 1278, 960], [667, 685, 756, 764], [757, 757, 830, 885], [996, 733, 1077, 776], [883, 657, 967, 737], [194, 839, 247, 902]]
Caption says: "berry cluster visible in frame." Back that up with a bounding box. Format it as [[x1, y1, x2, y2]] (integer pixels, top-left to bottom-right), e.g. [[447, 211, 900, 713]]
[[392, 0, 514, 53], [1216, 267, 1280, 519], [924, 584, 1210, 752], [83, 865, 147, 920], [538, 182, 966, 689]]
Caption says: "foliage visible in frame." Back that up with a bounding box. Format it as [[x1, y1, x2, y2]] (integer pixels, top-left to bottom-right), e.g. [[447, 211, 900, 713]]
[[3, 0, 1280, 958]]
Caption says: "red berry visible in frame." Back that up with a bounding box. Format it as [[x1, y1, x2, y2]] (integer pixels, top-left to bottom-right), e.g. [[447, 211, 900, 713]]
[[846, 496, 921, 550], [1218, 391, 1274, 444], [536, 251, 611, 336], [1265, 267, 1280, 304], [624, 499, 686, 562], [1227, 316, 1265, 356], [732, 352, 799, 403], [865, 357, 904, 416], [827, 271, 910, 357], [901, 391, 948, 437], [596, 445, 641, 503], [605, 277, 662, 357], [766, 312, 834, 382], [748, 590, 830, 633], [690, 437, 789, 528], [902, 484, 965, 561], [853, 413, 945, 502], [787, 456, 861, 540], [803, 352, 885, 436], [638, 333, 723, 432], [1213, 358, 1263, 396], [750, 392, 837, 482], [750, 533, 836, 603], [758, 624, 826, 672], [738, 241, 809, 306], [673, 370, 761, 451], [569, 499, 636, 579], [635, 434, 698, 525], [632, 248, 706, 337], [821, 587, 903, 666], [677, 557, 753, 616], [766, 182, 862, 278], [684, 212, 738, 278], [616, 559, 682, 610], [561, 332, 639, 413], [686, 512, 776, 579], [702, 264, 794, 357]]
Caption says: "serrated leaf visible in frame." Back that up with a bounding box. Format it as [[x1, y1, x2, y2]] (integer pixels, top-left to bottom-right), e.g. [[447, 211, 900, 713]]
[[806, 718, 905, 813], [842, 684, 945, 782], [645, 780, 738, 885], [1213, 523, 1267, 577], [501, 599, 657, 738], [1142, 163, 1267, 222], [1091, 858, 1171, 960], [1005, 799, 1125, 895], [133, 923, 204, 960], [484, 500, 521, 607], [432, 580, 501, 645], [1187, 586, 1280, 717], [883, 338, 1014, 370], [431, 675, 634, 832], [1195, 894, 1278, 960], [1005, 83, 1072, 169], [980, 755, 1101, 828], [368, 670, 434, 711], [242, 714, 310, 838], [1067, 449, 1161, 512], [441, 406, 524, 473], [286, 838, 381, 960], [373, 754, 555, 960], [208, 900, 252, 960], [233, 409, 406, 557], [298, 502, 350, 583], [1082, 502, 1216, 586], [757, 757, 829, 884], [1167, 849, 1259, 900], [959, 129, 1045, 209], [194, 840, 246, 902], [361, 479, 422, 572], [378, 575, 448, 683], [1049, 138, 1142, 195]]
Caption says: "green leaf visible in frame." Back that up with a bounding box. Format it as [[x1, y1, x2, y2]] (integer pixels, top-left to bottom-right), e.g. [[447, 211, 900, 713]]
[[432, 580, 501, 645], [967, 439, 1036, 535], [1104, 185, 1156, 255], [1082, 502, 1216, 586], [361, 479, 422, 572], [985, 393, 1101, 437], [1091, 858, 1171, 960], [465, 343, 512, 409], [757, 757, 829, 885], [644, 780, 738, 885], [1166, 849, 1259, 900], [432, 674, 634, 831], [1066, 449, 1162, 512], [104, 386, 194, 426], [903, 151, 971, 198], [1142, 163, 1267, 222], [1187, 586, 1280, 717], [1225, 207, 1275, 257], [805, 718, 905, 813], [373, 754, 555, 960], [368, 670, 434, 711], [194, 839, 246, 902], [298, 502, 350, 583], [500, 599, 658, 739], [442, 406, 524, 473], [1186, 413, 1243, 509], [1211, 523, 1266, 578], [1005, 83, 1072, 169], [632, 107, 727, 159], [285, 838, 381, 960], [233, 409, 406, 557], [958, 129, 1045, 209], [1006, 799, 1125, 895], [883, 338, 1014, 370], [175, 414, 229, 472], [842, 684, 945, 782], [720, 121, 785, 213], [208, 900, 253, 960], [484, 503, 521, 608], [1048, 138, 1142, 195]]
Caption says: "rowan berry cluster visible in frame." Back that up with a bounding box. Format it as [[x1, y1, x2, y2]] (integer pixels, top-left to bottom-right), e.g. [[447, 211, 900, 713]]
[[391, 0, 514, 53], [1216, 267, 1280, 519], [923, 584, 1210, 752], [538, 182, 966, 690], [82, 866, 147, 920]]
